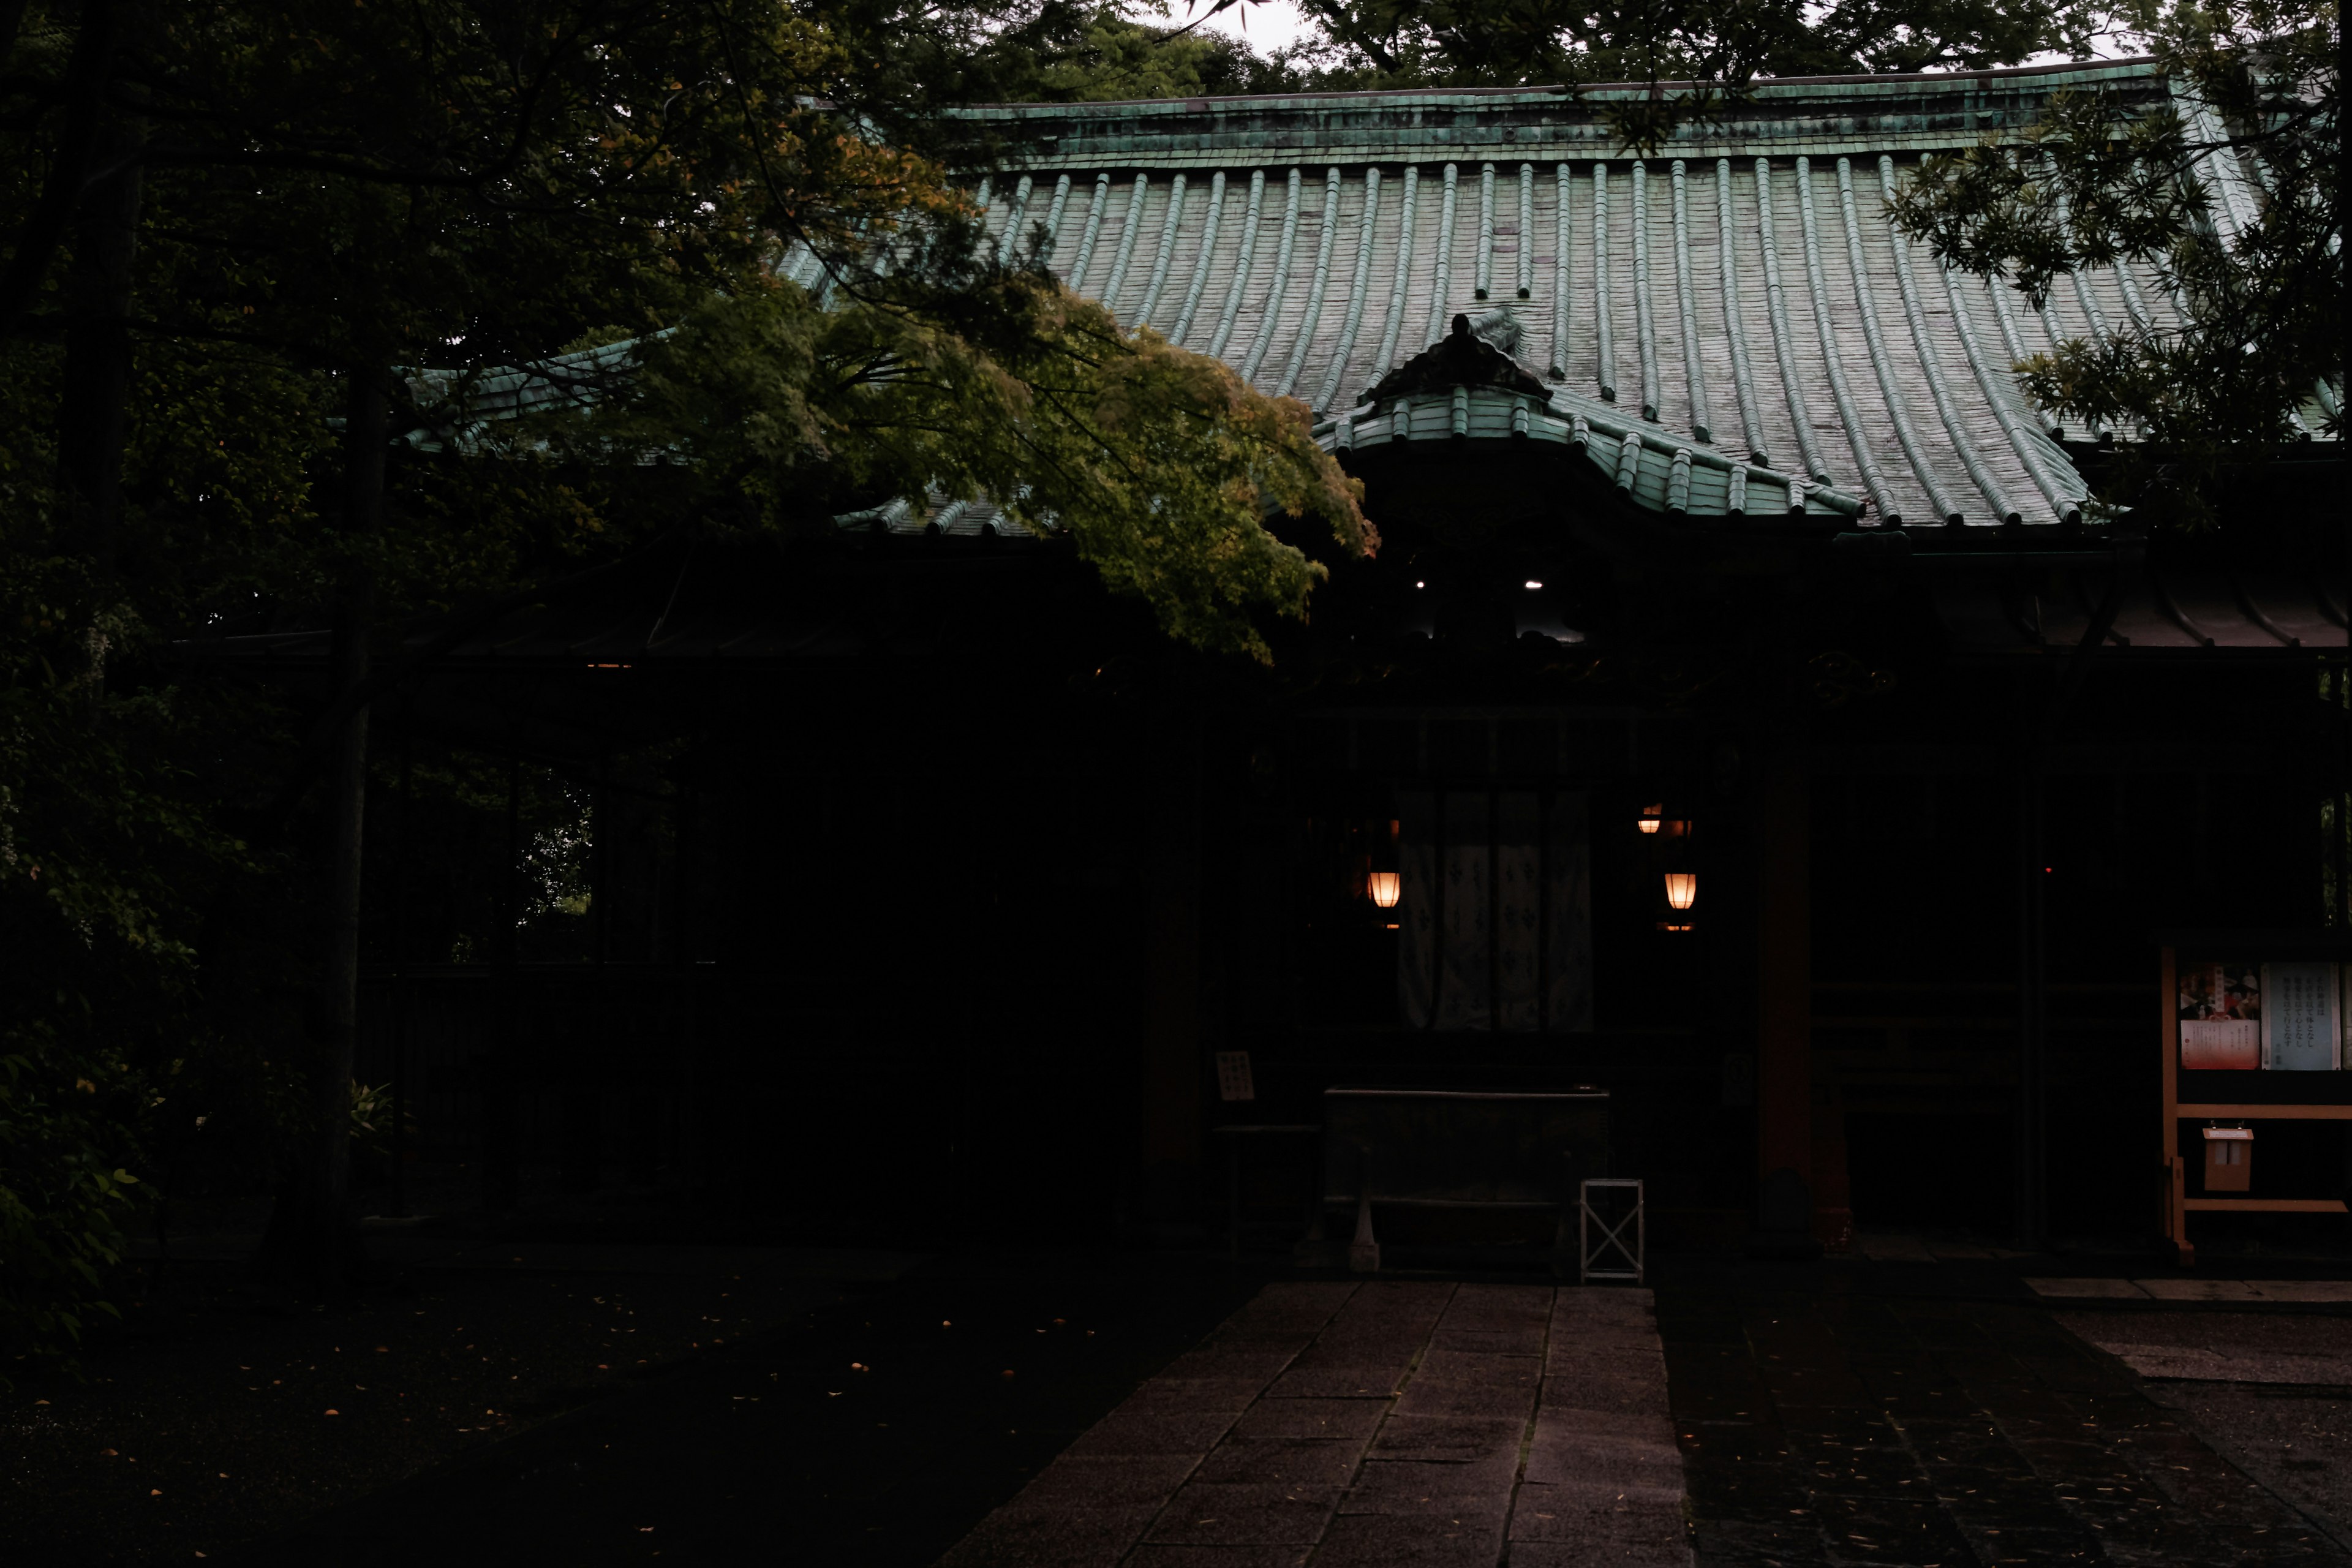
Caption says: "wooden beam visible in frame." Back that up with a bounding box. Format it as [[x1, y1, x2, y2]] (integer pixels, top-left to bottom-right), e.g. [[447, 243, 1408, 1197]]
[[1757, 756, 1811, 1185], [2176, 1103, 2352, 1120]]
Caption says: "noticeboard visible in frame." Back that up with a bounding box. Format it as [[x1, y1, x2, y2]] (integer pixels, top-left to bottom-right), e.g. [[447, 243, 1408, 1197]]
[[2159, 932, 2352, 1265], [2176, 960, 2345, 1072]]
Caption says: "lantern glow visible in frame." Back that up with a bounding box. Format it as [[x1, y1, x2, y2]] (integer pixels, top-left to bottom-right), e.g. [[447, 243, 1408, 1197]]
[[1367, 871, 1401, 908], [1638, 804, 1664, 834], [1663, 872, 1698, 910]]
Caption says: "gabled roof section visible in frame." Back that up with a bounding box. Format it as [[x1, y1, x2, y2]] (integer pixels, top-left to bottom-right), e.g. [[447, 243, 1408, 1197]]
[[818, 61, 2229, 532]]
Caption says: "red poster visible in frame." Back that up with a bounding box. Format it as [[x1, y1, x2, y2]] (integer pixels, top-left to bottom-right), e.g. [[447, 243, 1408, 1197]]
[[2179, 962, 2261, 1070]]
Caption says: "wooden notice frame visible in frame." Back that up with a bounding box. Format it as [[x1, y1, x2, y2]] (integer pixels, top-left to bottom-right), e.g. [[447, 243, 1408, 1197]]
[[2161, 930, 2352, 1266]]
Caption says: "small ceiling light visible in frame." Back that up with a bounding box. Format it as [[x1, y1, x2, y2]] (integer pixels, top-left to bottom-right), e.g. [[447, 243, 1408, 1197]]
[[1414, 580, 1425, 589], [1524, 579, 1544, 590], [1664, 872, 1698, 911], [1366, 871, 1401, 909], [1637, 803, 1664, 835]]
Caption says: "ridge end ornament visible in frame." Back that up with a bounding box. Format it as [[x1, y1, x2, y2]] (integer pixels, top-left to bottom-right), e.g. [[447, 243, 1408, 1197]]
[[1359, 311, 1553, 413]]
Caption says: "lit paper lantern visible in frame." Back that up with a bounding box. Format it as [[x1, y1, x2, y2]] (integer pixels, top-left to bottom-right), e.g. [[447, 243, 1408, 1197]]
[[1637, 804, 1664, 834], [1367, 871, 1401, 909], [1663, 872, 1698, 911]]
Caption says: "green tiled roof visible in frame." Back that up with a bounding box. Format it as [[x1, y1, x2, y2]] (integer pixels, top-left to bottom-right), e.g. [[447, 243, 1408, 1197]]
[[812, 59, 2238, 533]]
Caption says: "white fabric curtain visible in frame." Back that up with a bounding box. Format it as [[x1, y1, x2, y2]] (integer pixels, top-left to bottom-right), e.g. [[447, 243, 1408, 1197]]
[[1398, 789, 1593, 1032]]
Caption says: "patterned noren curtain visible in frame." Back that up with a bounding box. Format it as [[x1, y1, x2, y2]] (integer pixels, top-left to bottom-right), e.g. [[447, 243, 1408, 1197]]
[[1398, 790, 1593, 1033]]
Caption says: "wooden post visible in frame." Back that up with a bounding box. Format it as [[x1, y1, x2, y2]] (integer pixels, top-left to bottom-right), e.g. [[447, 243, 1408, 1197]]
[[2160, 944, 2180, 1259], [2017, 767, 2048, 1247], [1755, 755, 1812, 1213]]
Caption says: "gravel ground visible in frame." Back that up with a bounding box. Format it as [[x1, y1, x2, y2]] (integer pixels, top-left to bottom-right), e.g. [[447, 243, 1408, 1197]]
[[2058, 1308, 2352, 1554], [2157, 1385, 2352, 1554], [0, 1257, 848, 1565]]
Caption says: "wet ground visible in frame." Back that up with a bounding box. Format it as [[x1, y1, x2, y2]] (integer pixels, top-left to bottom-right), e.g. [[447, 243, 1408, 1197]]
[[0, 1248, 881, 1564], [941, 1281, 1689, 1568], [7, 1240, 2351, 1566]]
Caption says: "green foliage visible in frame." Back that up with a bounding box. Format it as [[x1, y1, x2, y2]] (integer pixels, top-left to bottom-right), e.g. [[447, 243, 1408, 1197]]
[[1023, 5, 1307, 100], [1890, 0, 2341, 526], [347, 1082, 415, 1162], [560, 252, 1371, 662], [0, 0, 1374, 1359], [2, 0, 895, 1359], [799, 1, 1295, 135], [0, 1032, 146, 1386], [1205, 0, 2100, 146], [0, 526, 296, 1373]]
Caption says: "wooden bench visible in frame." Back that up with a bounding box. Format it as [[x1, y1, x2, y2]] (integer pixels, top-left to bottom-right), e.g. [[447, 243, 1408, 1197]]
[[1317, 1086, 1611, 1273]]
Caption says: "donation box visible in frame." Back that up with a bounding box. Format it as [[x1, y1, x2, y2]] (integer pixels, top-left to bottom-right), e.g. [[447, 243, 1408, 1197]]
[[2201, 1125, 2253, 1194]]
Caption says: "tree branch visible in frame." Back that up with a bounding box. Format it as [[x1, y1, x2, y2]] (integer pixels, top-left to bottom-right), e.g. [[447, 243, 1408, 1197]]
[[0, 0, 119, 337]]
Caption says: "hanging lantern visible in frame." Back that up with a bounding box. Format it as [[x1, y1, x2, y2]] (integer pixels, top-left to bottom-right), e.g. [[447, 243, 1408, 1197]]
[[1663, 872, 1698, 911], [1367, 871, 1401, 909], [1637, 803, 1664, 834]]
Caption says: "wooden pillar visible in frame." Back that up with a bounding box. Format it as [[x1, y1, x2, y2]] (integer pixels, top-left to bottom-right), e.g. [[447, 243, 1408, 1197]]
[[2016, 766, 2049, 1246], [1136, 710, 1205, 1227], [1755, 755, 1814, 1235], [674, 772, 701, 1194]]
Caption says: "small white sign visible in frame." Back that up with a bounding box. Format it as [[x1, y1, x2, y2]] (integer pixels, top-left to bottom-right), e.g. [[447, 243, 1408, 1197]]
[[1215, 1051, 1256, 1102], [2263, 963, 2341, 1071]]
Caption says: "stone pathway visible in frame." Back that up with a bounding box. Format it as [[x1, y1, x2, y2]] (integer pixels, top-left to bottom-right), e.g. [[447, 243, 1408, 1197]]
[[937, 1281, 1693, 1568]]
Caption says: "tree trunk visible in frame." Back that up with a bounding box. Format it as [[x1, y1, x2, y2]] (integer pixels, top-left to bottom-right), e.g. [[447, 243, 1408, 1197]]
[[58, 119, 143, 567], [261, 372, 388, 1286], [0, 0, 120, 336], [481, 753, 521, 1212], [53, 61, 144, 728]]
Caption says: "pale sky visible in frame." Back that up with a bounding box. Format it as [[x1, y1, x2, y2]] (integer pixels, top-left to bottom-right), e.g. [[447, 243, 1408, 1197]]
[[1183, 0, 1314, 53]]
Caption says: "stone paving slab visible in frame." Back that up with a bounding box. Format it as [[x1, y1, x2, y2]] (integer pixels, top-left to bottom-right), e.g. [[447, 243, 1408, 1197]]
[[1853, 1233, 1937, 1262], [2026, 1276, 2153, 1299], [2090, 1343, 2352, 1384], [2027, 1276, 2352, 1303], [2136, 1276, 2269, 1302], [935, 1282, 1694, 1568], [2252, 1282, 2352, 1304], [2057, 1308, 2352, 1387]]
